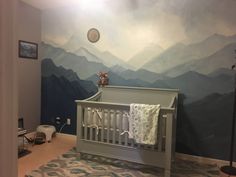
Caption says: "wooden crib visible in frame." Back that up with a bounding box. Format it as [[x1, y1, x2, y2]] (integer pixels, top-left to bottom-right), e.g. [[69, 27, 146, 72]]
[[76, 86, 178, 177]]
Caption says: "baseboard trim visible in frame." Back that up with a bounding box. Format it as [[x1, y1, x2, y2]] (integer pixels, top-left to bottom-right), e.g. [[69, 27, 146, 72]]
[[176, 152, 236, 167], [25, 131, 75, 139]]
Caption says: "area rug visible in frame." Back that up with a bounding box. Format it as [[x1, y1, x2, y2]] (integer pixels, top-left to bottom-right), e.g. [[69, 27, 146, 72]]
[[25, 148, 220, 177]]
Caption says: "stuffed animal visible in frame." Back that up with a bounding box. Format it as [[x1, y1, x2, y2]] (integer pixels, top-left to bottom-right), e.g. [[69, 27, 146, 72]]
[[97, 72, 109, 87]]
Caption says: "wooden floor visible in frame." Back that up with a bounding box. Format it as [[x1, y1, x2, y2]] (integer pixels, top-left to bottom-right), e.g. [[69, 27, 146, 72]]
[[18, 133, 76, 177], [18, 133, 229, 177]]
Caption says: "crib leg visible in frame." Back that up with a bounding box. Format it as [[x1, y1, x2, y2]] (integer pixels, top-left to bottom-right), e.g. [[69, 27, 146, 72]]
[[164, 169, 171, 177], [77, 105, 83, 152], [165, 113, 173, 177]]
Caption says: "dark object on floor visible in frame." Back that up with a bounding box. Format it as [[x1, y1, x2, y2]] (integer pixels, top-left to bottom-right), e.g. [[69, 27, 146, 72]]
[[34, 132, 46, 145], [18, 149, 31, 158], [24, 136, 34, 144], [220, 165, 236, 176]]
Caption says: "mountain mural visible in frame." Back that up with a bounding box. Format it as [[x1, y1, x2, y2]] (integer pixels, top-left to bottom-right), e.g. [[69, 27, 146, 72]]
[[110, 65, 127, 74], [143, 34, 236, 74], [62, 34, 100, 55], [177, 92, 236, 160], [128, 44, 163, 69], [61, 34, 132, 69], [118, 69, 168, 83], [42, 42, 110, 79], [41, 0, 236, 161], [41, 59, 97, 134], [164, 43, 236, 77], [208, 67, 235, 77], [98, 51, 133, 69], [75, 47, 104, 64], [75, 47, 132, 69], [151, 71, 234, 103]]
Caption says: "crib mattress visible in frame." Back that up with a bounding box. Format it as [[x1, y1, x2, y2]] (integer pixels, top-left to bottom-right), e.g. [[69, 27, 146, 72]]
[[84, 108, 129, 131]]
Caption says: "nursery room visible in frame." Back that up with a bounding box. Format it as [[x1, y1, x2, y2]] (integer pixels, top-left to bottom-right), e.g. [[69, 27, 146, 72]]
[[1, 0, 236, 176]]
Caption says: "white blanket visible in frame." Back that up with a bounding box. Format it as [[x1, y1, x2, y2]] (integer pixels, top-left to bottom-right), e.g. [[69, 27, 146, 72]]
[[129, 103, 161, 145]]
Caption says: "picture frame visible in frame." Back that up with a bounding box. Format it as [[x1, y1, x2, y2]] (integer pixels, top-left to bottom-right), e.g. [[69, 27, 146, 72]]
[[18, 40, 38, 59]]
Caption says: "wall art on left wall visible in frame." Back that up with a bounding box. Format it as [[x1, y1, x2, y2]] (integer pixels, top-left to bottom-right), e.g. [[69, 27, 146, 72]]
[[19, 40, 38, 59]]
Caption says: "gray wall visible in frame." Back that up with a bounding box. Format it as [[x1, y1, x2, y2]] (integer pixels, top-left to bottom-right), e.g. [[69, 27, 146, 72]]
[[18, 1, 41, 132], [0, 0, 18, 176]]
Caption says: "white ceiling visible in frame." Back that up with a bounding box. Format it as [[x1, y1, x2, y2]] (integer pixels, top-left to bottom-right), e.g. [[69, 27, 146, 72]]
[[21, 0, 80, 10]]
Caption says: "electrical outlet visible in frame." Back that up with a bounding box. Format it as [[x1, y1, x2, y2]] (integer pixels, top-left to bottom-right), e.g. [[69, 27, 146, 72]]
[[66, 118, 71, 125]]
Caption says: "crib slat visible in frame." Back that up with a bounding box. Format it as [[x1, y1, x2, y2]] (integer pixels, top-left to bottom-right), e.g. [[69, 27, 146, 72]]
[[158, 116, 163, 152], [163, 116, 167, 151], [89, 127, 93, 140], [101, 109, 104, 142], [119, 111, 122, 145], [107, 110, 111, 143], [112, 111, 116, 144], [90, 109, 93, 141], [123, 111, 128, 146], [84, 108, 88, 140], [124, 133, 128, 146], [95, 110, 98, 141]]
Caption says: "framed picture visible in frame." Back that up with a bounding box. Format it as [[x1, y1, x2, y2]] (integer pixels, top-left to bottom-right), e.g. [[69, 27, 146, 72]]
[[18, 40, 38, 59]]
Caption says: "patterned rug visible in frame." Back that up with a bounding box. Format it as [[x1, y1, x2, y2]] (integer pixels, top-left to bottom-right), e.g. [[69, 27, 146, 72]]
[[25, 148, 220, 177]]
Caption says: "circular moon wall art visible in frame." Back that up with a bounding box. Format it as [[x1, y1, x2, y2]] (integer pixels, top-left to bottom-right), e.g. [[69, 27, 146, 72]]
[[87, 28, 100, 43]]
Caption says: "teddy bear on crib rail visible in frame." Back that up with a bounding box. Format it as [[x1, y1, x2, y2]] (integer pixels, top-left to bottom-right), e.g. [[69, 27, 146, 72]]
[[97, 72, 109, 87]]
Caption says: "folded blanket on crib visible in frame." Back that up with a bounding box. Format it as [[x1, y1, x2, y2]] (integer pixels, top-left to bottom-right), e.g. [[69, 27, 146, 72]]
[[129, 103, 161, 145]]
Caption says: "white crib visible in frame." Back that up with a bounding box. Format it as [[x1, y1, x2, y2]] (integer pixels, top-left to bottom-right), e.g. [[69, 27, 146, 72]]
[[76, 86, 178, 177]]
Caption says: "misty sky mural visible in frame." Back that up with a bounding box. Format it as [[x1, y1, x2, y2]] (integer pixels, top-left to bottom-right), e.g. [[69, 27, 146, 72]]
[[41, 0, 236, 160]]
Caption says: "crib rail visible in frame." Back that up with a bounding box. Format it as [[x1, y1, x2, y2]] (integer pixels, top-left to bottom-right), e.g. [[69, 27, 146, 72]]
[[84, 91, 102, 101], [77, 100, 175, 111]]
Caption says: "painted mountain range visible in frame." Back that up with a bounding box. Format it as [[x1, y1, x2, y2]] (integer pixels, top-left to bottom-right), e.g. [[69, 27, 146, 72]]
[[42, 42, 109, 79], [177, 92, 236, 160], [143, 34, 236, 74], [41, 33, 236, 160], [41, 59, 97, 134], [128, 44, 164, 69], [42, 33, 236, 104], [164, 43, 236, 77], [61, 34, 133, 69]]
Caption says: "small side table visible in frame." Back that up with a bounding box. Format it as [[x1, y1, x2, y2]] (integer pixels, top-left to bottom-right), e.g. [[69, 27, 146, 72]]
[[18, 128, 28, 157]]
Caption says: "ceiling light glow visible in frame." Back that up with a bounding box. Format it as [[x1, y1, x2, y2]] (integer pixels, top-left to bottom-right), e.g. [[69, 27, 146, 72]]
[[79, 0, 106, 11]]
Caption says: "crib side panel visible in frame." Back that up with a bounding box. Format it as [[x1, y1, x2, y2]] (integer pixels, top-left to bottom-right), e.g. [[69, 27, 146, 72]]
[[77, 101, 174, 150], [76, 101, 175, 172]]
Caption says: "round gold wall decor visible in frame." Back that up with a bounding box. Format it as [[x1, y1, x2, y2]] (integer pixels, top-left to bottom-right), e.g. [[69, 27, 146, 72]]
[[87, 28, 100, 43]]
